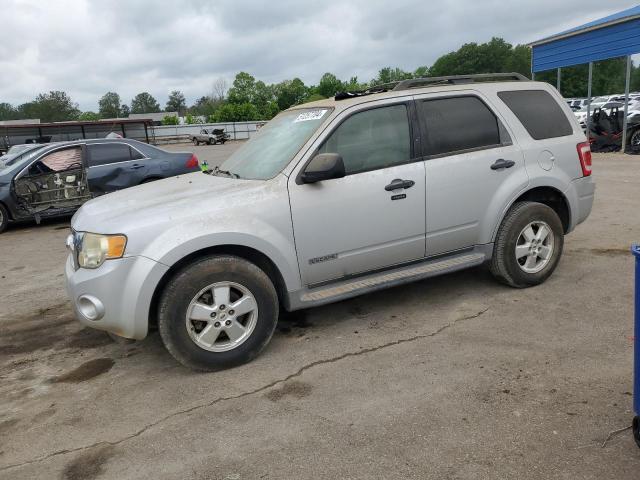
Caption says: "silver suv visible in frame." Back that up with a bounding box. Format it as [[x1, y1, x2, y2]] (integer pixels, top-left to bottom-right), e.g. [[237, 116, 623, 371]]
[[65, 73, 595, 370]]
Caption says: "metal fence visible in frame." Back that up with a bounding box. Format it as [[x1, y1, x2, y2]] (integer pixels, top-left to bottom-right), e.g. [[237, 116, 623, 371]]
[[152, 121, 266, 144]]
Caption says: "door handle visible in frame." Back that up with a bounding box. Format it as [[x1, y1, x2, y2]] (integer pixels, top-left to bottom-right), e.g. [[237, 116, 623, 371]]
[[130, 164, 144, 170], [385, 179, 415, 191], [490, 159, 515, 170]]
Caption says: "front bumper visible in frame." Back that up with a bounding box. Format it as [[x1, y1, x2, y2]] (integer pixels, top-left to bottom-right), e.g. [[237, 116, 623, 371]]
[[65, 254, 169, 339]]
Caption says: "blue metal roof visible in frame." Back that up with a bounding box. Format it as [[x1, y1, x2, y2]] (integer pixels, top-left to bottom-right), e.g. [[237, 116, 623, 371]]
[[531, 5, 640, 72]]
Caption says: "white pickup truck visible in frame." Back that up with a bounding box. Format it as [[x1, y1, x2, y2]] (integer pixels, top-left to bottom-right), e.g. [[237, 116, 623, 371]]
[[191, 128, 230, 146]]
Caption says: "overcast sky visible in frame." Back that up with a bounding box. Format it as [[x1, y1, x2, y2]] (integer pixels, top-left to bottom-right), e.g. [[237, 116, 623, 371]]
[[0, 0, 636, 110]]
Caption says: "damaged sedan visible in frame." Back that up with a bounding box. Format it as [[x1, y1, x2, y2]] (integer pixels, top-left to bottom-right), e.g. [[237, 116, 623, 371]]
[[0, 138, 199, 233]]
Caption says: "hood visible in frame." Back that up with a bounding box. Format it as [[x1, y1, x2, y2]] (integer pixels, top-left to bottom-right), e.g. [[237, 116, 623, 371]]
[[72, 171, 274, 234]]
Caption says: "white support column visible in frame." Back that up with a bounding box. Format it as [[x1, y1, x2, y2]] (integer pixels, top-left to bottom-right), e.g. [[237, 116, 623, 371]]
[[622, 55, 632, 153], [586, 62, 593, 141]]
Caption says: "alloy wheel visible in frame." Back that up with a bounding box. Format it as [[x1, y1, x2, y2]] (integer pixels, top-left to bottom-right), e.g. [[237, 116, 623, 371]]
[[515, 221, 554, 274], [185, 281, 258, 352]]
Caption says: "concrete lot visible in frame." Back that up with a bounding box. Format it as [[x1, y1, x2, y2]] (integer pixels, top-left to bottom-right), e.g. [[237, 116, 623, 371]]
[[1, 148, 640, 479]]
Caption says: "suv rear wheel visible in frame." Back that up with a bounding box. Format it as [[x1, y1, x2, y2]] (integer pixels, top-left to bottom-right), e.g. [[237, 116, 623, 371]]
[[158, 255, 279, 371], [490, 201, 564, 288]]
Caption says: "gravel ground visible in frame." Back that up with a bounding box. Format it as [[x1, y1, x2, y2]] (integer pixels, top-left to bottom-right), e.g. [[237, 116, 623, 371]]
[[1, 151, 640, 479]]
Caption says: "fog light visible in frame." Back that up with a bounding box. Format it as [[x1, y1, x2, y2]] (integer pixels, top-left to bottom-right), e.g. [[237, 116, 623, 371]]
[[77, 295, 105, 321]]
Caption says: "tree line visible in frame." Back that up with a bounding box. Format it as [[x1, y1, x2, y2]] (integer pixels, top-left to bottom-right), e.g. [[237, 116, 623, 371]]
[[2, 37, 640, 124]]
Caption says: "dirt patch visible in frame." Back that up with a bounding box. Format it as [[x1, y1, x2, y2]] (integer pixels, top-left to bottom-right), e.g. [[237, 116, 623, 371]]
[[265, 381, 313, 402], [0, 304, 79, 356], [0, 418, 20, 435], [32, 405, 57, 423], [573, 247, 631, 257], [62, 445, 115, 480], [52, 358, 115, 384], [277, 310, 314, 335], [63, 329, 112, 350]]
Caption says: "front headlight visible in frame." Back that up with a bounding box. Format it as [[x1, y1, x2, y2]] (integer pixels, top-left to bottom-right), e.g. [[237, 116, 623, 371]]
[[77, 232, 127, 269]]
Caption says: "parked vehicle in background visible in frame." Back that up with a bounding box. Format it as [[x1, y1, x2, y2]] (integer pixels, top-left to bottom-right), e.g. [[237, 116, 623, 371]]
[[566, 98, 590, 111], [191, 128, 231, 145], [588, 104, 640, 152], [65, 73, 595, 370], [0, 144, 47, 166], [0, 138, 199, 233]]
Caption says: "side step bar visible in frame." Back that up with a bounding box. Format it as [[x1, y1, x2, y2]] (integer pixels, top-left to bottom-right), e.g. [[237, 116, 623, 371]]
[[292, 251, 486, 309]]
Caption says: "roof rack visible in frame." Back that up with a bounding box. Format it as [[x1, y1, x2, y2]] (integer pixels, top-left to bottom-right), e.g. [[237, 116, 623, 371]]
[[334, 72, 528, 100]]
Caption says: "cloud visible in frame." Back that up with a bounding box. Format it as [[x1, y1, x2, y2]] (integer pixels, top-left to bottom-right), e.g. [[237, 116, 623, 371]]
[[0, 0, 634, 110]]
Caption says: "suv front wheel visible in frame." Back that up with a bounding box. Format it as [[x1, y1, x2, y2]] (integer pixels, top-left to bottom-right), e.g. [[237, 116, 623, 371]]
[[490, 201, 564, 288], [158, 255, 279, 371]]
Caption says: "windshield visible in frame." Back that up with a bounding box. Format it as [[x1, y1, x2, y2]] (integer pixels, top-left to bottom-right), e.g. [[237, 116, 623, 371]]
[[218, 107, 333, 180], [0, 146, 46, 174]]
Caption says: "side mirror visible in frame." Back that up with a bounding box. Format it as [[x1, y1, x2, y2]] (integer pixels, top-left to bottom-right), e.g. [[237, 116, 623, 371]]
[[301, 153, 345, 184]]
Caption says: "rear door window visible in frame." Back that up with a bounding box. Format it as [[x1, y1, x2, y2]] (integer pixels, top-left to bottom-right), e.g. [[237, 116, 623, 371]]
[[498, 90, 573, 140], [88, 143, 134, 167], [418, 96, 502, 157]]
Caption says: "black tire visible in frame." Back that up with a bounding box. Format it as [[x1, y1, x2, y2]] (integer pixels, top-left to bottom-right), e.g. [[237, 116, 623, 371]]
[[629, 129, 640, 153], [193, 138, 199, 146], [0, 203, 8, 234], [158, 255, 279, 371], [207, 138, 214, 145], [490, 201, 564, 288]]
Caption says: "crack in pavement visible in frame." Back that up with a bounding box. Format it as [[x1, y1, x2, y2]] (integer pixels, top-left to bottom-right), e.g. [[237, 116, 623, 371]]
[[0, 307, 489, 473]]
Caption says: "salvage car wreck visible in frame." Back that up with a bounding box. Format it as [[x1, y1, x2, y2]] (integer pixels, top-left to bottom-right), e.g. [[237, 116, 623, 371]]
[[0, 138, 199, 233]]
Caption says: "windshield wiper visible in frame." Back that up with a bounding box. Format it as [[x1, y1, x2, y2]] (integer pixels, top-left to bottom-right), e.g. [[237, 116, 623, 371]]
[[211, 165, 239, 178]]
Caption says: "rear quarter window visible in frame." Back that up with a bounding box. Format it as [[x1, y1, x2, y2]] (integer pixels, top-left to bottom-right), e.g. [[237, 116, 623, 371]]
[[498, 90, 573, 140]]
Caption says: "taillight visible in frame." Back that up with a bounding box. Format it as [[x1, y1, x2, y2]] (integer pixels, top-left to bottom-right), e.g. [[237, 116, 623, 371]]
[[185, 154, 199, 169], [576, 141, 592, 177]]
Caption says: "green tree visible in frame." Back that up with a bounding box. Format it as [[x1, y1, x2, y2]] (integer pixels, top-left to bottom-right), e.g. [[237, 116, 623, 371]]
[[78, 111, 100, 121], [98, 92, 122, 118], [23, 91, 80, 122], [317, 73, 343, 98], [253, 81, 278, 119], [120, 104, 130, 118], [130, 92, 160, 114], [0, 102, 17, 121], [275, 78, 307, 110], [342, 76, 366, 92], [413, 66, 430, 78], [370, 67, 412, 86], [190, 96, 219, 117], [161, 115, 179, 125], [185, 114, 204, 124], [227, 72, 257, 104], [428, 37, 520, 78], [165, 90, 186, 115], [212, 102, 259, 122], [504, 45, 531, 78]]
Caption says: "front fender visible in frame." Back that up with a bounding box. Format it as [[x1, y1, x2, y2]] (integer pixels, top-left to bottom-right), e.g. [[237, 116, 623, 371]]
[[140, 220, 302, 292]]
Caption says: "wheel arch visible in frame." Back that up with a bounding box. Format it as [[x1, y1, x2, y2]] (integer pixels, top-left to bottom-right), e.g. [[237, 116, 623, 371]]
[[0, 200, 14, 221], [495, 186, 571, 240], [148, 244, 289, 328]]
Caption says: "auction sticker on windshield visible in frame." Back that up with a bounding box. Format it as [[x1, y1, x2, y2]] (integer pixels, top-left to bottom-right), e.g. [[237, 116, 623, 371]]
[[294, 109, 327, 123]]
